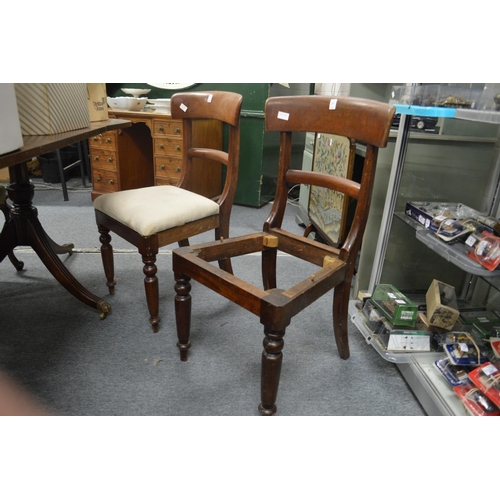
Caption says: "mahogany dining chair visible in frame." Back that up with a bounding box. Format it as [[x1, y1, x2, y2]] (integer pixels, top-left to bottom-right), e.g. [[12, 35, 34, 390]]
[[172, 95, 395, 415], [94, 91, 243, 332]]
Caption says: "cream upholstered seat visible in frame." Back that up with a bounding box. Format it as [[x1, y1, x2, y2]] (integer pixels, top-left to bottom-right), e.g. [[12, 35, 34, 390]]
[[93, 185, 220, 237], [93, 91, 242, 332]]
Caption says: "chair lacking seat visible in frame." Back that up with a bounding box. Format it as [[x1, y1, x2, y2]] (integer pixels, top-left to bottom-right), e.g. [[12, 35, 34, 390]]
[[93, 91, 243, 332], [172, 95, 395, 415]]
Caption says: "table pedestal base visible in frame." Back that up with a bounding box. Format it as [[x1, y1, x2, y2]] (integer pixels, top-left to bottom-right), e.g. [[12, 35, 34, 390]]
[[1, 172, 111, 319]]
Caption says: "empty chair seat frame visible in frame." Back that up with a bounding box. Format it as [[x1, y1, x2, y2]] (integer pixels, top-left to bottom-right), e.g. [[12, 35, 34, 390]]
[[93, 91, 243, 332], [172, 95, 395, 415]]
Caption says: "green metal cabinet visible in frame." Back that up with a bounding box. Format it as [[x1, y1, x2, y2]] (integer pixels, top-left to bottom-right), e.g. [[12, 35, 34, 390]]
[[107, 83, 313, 206]]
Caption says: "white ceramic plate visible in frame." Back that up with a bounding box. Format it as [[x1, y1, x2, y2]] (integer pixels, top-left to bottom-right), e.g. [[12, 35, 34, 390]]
[[121, 88, 151, 98]]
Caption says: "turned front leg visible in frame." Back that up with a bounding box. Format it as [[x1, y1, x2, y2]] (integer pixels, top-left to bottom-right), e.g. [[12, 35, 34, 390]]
[[259, 327, 285, 416], [142, 251, 160, 333], [97, 224, 116, 294], [174, 273, 192, 361]]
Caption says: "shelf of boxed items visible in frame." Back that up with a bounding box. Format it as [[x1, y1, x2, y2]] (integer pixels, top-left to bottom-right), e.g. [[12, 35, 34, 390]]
[[354, 104, 500, 416], [348, 301, 467, 416], [395, 212, 500, 278]]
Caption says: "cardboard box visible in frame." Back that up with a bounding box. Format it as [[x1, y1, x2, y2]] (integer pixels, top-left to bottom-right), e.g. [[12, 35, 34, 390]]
[[405, 201, 461, 230], [426, 279, 459, 330], [14, 83, 90, 135], [372, 284, 418, 327], [0, 83, 24, 155], [87, 83, 109, 122]]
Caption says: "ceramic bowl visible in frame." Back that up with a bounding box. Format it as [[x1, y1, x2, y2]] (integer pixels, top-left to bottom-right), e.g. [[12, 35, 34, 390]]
[[107, 96, 148, 111], [121, 88, 151, 98]]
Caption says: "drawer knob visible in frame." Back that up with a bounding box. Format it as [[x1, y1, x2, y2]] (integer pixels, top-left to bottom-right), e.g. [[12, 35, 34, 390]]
[[175, 145, 181, 151], [105, 138, 111, 143], [160, 164, 165, 170], [93, 155, 99, 161], [108, 179, 114, 185], [95, 176, 101, 182], [92, 136, 98, 141], [158, 144, 164, 149], [175, 167, 181, 172], [157, 125, 163, 131], [174, 127, 180, 133], [107, 158, 113, 162]]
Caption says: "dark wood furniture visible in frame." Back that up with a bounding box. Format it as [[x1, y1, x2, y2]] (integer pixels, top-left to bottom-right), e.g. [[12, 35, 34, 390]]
[[0, 184, 23, 271], [94, 91, 242, 332], [90, 109, 223, 201], [0, 119, 131, 317], [172, 96, 395, 415]]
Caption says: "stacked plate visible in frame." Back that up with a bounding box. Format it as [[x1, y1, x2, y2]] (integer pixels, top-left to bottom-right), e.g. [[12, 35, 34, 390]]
[[148, 98, 171, 114], [121, 88, 151, 98]]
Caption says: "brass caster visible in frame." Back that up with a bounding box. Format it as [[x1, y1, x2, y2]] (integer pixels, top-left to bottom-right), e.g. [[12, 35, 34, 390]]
[[97, 299, 112, 319]]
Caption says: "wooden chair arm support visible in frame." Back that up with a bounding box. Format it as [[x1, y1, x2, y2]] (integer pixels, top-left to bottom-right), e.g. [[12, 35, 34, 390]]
[[188, 148, 229, 166], [286, 169, 361, 200]]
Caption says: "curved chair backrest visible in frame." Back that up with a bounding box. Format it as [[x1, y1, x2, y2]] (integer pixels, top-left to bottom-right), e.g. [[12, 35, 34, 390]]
[[264, 95, 395, 265], [170, 91, 243, 211], [171, 91, 242, 126]]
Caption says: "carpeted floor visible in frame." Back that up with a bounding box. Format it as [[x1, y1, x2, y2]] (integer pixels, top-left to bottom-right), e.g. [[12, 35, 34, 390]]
[[0, 178, 426, 416]]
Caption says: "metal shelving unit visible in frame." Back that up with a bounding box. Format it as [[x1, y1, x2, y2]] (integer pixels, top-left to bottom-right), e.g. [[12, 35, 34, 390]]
[[353, 102, 500, 416]]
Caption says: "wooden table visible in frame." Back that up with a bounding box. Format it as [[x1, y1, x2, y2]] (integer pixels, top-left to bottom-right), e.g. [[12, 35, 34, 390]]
[[0, 119, 131, 318]]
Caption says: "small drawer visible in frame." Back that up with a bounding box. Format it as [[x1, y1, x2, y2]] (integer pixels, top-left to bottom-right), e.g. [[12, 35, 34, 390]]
[[153, 119, 182, 136], [90, 149, 117, 170], [92, 169, 119, 193], [153, 137, 182, 156], [89, 131, 117, 150], [155, 156, 183, 178]]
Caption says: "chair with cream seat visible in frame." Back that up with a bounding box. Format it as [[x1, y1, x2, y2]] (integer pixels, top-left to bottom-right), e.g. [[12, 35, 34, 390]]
[[172, 95, 395, 415], [93, 91, 242, 332]]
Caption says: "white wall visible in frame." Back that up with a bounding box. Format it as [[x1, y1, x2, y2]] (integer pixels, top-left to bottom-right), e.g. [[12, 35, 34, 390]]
[[314, 83, 351, 96]]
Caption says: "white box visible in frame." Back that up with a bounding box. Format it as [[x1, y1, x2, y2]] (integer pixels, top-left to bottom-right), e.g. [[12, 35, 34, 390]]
[[0, 83, 24, 155], [14, 83, 90, 135]]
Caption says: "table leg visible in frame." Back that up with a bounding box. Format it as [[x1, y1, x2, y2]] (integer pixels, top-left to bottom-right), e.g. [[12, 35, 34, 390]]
[[2, 163, 111, 318]]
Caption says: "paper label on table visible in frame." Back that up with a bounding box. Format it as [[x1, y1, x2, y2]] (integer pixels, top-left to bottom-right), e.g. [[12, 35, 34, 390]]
[[207, 94, 213, 103], [277, 111, 289, 121], [329, 99, 338, 110], [180, 103, 188, 112]]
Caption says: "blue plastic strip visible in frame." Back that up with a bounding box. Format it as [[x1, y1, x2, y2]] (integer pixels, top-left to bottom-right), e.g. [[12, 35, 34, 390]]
[[394, 104, 457, 118]]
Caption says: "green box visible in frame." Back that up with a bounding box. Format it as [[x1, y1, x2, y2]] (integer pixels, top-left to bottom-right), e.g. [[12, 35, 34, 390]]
[[372, 284, 418, 327]]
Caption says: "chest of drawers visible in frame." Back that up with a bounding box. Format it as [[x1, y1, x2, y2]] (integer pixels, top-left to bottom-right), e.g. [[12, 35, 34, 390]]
[[89, 110, 222, 201]]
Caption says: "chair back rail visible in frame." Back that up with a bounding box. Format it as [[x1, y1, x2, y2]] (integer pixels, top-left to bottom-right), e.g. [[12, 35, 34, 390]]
[[265, 96, 394, 147], [171, 91, 242, 126]]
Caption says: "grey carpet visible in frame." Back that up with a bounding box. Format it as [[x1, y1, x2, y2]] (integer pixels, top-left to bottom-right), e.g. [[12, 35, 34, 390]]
[[0, 179, 426, 416]]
